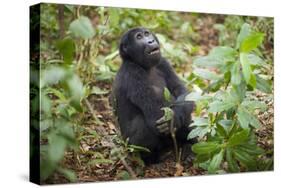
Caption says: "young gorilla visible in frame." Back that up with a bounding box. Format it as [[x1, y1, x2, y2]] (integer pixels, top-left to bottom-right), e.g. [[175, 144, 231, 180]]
[[111, 27, 195, 164]]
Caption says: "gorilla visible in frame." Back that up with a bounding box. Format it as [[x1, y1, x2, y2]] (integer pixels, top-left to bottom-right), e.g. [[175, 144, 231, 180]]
[[111, 27, 195, 164]]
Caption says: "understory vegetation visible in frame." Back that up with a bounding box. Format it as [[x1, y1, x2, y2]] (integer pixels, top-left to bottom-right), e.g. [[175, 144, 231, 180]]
[[30, 4, 273, 183]]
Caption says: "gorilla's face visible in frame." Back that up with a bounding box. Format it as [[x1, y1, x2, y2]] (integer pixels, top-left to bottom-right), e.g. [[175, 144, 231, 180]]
[[120, 28, 161, 69]]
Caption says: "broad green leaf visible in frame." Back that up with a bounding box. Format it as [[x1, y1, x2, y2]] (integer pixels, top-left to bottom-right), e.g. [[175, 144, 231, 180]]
[[231, 62, 241, 85], [192, 141, 220, 154], [185, 92, 211, 102], [228, 129, 249, 147], [208, 149, 224, 173], [48, 132, 67, 163], [216, 123, 227, 137], [56, 38, 75, 64], [67, 75, 84, 112], [190, 117, 209, 126], [69, 16, 95, 39], [240, 33, 264, 53], [195, 154, 211, 163], [249, 115, 261, 129], [247, 54, 266, 66], [193, 68, 221, 80], [58, 168, 77, 182], [242, 100, 267, 112], [234, 148, 256, 170], [41, 66, 66, 87], [232, 83, 246, 103], [226, 148, 239, 172], [193, 56, 222, 68], [163, 87, 172, 102], [208, 101, 236, 113], [236, 23, 251, 49], [240, 53, 253, 86], [237, 106, 251, 129], [193, 47, 236, 68], [238, 144, 264, 155], [256, 75, 272, 93], [237, 106, 261, 129], [187, 126, 209, 140]]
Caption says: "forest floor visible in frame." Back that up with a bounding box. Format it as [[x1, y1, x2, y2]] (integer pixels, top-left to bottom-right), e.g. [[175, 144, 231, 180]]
[[46, 15, 274, 184]]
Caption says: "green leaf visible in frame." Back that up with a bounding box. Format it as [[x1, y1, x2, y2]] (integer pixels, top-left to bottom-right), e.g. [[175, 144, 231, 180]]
[[247, 54, 266, 66], [238, 144, 264, 155], [193, 47, 236, 68], [163, 87, 172, 102], [193, 68, 221, 80], [190, 117, 209, 126], [237, 106, 261, 129], [236, 23, 251, 49], [231, 62, 241, 85], [237, 106, 251, 129], [208, 149, 224, 173], [193, 56, 222, 68], [216, 123, 227, 137], [58, 168, 77, 182], [69, 16, 95, 39], [240, 33, 264, 53], [56, 38, 75, 64], [209, 46, 236, 61], [240, 52, 254, 86], [208, 101, 236, 113], [48, 132, 67, 163], [66, 75, 84, 112], [233, 148, 256, 170], [41, 66, 66, 87], [187, 126, 209, 140], [256, 75, 272, 93], [242, 100, 267, 112], [226, 148, 239, 172], [228, 129, 249, 147], [192, 141, 220, 154]]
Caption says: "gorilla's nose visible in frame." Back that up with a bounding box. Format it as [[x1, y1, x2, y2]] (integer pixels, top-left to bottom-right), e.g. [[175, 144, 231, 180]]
[[148, 39, 155, 44]]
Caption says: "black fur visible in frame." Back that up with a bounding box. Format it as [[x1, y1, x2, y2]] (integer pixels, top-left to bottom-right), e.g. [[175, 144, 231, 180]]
[[112, 27, 194, 164]]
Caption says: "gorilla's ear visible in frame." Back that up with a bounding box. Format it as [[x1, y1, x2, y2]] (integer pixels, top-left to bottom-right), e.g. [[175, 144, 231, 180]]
[[122, 44, 128, 54]]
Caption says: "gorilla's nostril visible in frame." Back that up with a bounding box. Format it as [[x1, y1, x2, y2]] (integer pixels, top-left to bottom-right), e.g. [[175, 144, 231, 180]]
[[148, 39, 155, 44]]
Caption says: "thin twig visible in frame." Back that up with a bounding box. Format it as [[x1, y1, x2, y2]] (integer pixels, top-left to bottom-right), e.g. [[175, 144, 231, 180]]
[[170, 112, 180, 163]]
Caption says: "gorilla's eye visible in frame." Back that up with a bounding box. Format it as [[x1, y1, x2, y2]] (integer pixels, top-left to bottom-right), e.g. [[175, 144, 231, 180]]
[[144, 31, 150, 36], [136, 33, 142, 39]]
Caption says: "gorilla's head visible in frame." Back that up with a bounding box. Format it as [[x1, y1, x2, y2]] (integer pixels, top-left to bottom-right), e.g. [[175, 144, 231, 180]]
[[119, 27, 161, 69]]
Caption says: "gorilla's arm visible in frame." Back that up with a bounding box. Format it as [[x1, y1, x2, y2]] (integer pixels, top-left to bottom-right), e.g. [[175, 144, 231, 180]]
[[157, 58, 188, 98], [126, 63, 164, 135], [157, 58, 194, 130]]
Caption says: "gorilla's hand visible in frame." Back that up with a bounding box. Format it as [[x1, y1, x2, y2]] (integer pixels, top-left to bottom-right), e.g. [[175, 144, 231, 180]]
[[155, 107, 174, 135], [171, 95, 194, 130]]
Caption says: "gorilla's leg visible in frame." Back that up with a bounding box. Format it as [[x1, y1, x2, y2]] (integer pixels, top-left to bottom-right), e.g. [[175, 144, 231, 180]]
[[125, 115, 163, 164]]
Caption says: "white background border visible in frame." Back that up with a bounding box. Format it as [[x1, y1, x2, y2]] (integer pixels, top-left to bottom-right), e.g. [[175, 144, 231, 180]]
[[0, 0, 279, 187]]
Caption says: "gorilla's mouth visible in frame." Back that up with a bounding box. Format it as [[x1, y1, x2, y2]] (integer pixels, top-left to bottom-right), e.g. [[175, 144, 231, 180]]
[[148, 47, 160, 55]]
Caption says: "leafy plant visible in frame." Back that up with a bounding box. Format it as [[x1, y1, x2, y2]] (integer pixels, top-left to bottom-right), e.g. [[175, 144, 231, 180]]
[[187, 23, 273, 173]]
